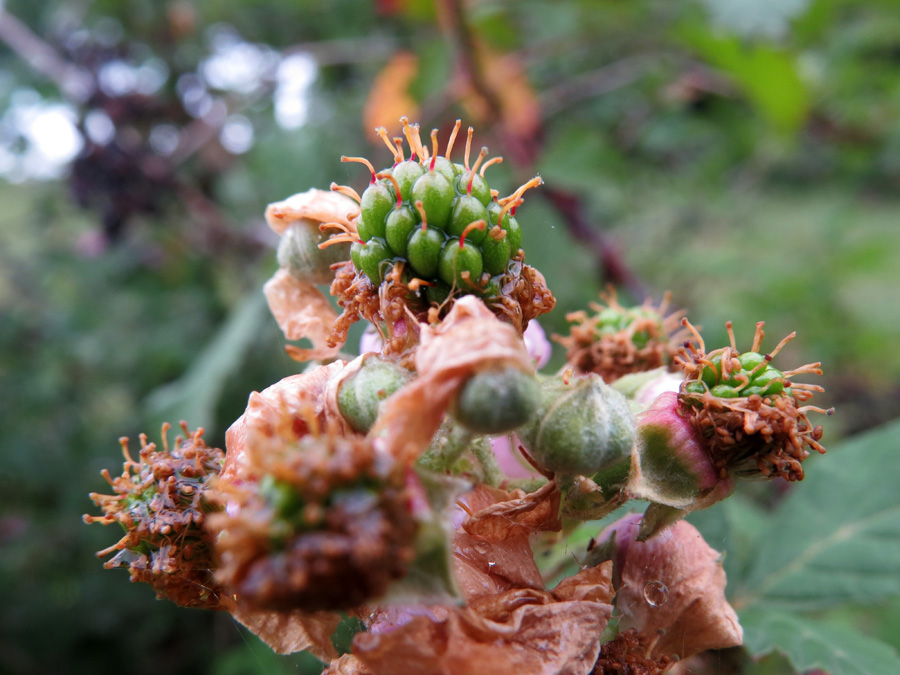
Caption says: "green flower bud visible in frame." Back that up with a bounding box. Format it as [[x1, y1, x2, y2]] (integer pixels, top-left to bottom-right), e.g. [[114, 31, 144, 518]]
[[451, 366, 539, 434], [277, 220, 350, 284], [337, 355, 414, 433], [519, 373, 635, 475]]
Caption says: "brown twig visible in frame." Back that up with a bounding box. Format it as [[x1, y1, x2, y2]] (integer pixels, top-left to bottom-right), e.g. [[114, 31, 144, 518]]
[[439, 0, 646, 297], [0, 7, 94, 101]]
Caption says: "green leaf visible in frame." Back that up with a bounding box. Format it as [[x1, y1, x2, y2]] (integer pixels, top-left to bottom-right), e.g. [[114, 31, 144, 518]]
[[731, 419, 900, 611], [145, 292, 269, 430], [680, 26, 809, 133], [741, 608, 900, 675]]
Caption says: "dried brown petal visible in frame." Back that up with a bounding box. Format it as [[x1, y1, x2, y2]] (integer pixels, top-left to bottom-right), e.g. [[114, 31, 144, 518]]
[[370, 296, 533, 465], [461, 481, 561, 541], [263, 268, 341, 362], [323, 654, 374, 675], [595, 513, 742, 660], [452, 485, 550, 601], [353, 585, 613, 675], [220, 361, 348, 485], [227, 600, 341, 660], [265, 188, 359, 236]]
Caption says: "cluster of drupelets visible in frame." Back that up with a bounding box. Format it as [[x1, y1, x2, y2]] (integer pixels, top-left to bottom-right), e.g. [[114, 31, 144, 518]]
[[86, 119, 833, 675], [327, 117, 540, 302]]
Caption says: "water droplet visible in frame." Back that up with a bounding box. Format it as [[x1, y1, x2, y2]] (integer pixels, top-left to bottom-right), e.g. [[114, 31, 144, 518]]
[[643, 580, 668, 606], [487, 561, 496, 570]]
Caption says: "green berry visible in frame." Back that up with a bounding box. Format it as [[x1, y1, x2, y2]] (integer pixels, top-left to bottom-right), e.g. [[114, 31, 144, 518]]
[[739, 351, 767, 373], [456, 171, 492, 206], [684, 381, 707, 395], [451, 367, 540, 434], [439, 238, 483, 289], [710, 384, 739, 398], [751, 367, 784, 391], [384, 206, 419, 257], [481, 232, 511, 276], [407, 227, 444, 279], [430, 156, 457, 183], [488, 202, 522, 253], [358, 237, 393, 284], [392, 160, 425, 202], [360, 181, 394, 236], [350, 240, 364, 270], [411, 172, 454, 230], [425, 280, 451, 306], [448, 195, 488, 244]]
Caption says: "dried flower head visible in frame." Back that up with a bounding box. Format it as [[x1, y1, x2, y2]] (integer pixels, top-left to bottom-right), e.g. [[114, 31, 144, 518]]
[[556, 289, 686, 382], [83, 422, 225, 609], [676, 319, 834, 481], [211, 367, 417, 612]]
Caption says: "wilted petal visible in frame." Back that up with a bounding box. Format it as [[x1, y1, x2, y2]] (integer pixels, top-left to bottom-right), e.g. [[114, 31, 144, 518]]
[[265, 188, 359, 236], [370, 296, 532, 465], [263, 268, 342, 361], [593, 513, 743, 660], [228, 602, 341, 660], [353, 586, 613, 675]]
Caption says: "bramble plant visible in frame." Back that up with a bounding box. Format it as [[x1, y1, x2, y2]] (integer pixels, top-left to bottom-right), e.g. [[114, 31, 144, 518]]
[[86, 118, 835, 674]]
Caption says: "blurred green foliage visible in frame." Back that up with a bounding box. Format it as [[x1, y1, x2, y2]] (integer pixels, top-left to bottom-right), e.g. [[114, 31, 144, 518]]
[[1, 0, 899, 673]]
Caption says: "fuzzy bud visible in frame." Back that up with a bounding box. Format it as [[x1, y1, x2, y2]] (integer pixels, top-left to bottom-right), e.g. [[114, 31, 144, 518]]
[[629, 392, 734, 518], [451, 366, 540, 434], [277, 219, 351, 284], [519, 373, 635, 475], [336, 355, 414, 434]]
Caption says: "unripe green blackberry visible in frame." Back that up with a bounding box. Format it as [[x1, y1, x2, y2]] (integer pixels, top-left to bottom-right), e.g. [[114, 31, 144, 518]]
[[675, 319, 833, 482], [328, 118, 544, 308]]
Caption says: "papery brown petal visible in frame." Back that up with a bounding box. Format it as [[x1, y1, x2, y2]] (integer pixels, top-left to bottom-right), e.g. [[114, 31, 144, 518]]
[[265, 188, 360, 236], [462, 481, 561, 541], [220, 362, 347, 485], [264, 269, 342, 361], [227, 601, 341, 660], [552, 561, 615, 605], [355, 587, 611, 675], [600, 514, 742, 660], [370, 296, 532, 465], [323, 654, 374, 675], [453, 530, 544, 601]]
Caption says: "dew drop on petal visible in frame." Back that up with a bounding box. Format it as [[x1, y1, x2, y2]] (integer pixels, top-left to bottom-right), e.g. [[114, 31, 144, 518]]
[[643, 580, 668, 606]]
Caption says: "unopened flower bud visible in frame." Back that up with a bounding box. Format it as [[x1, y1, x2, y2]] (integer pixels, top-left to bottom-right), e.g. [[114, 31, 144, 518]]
[[519, 373, 635, 475], [337, 355, 413, 433], [451, 366, 540, 434], [629, 391, 733, 513]]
